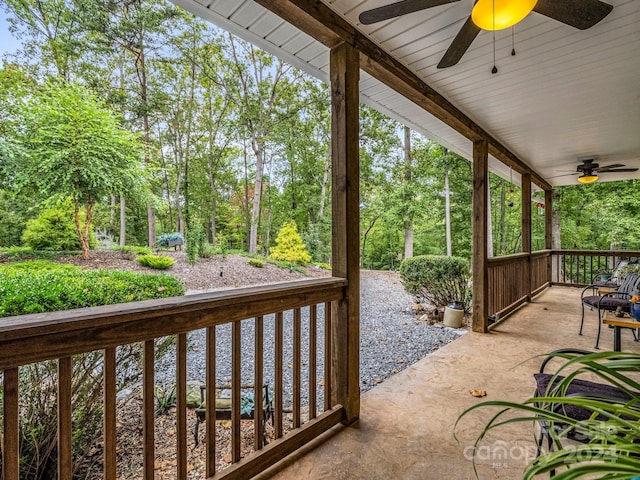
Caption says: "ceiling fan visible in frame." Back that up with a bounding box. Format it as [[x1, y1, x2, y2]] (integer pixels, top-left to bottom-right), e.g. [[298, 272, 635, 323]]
[[358, 0, 614, 69], [553, 159, 639, 184]]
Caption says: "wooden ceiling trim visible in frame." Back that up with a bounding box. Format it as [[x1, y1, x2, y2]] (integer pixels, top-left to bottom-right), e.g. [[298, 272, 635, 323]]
[[253, 0, 551, 190]]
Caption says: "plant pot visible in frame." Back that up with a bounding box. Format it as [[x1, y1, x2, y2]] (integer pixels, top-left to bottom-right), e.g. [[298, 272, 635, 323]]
[[443, 306, 464, 328], [631, 302, 640, 322]]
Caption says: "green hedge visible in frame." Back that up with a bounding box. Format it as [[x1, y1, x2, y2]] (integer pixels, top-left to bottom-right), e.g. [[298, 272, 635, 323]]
[[399, 255, 471, 312], [0, 261, 184, 317]]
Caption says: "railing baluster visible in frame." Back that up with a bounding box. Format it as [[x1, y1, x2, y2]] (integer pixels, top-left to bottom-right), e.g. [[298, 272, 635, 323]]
[[324, 301, 332, 411], [232, 321, 241, 463], [143, 340, 155, 479], [309, 304, 317, 421], [58, 356, 73, 480], [274, 312, 284, 439], [293, 308, 302, 428], [177, 333, 187, 480], [206, 326, 216, 476], [3, 367, 19, 480], [104, 348, 117, 480], [254, 316, 264, 450]]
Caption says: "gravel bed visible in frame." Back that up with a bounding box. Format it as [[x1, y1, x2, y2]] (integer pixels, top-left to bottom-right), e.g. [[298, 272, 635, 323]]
[[156, 271, 466, 408]]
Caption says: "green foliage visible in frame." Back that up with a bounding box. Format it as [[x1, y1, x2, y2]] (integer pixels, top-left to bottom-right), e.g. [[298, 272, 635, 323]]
[[0, 264, 184, 317], [0, 247, 74, 261], [248, 258, 264, 268], [269, 221, 311, 265], [242, 252, 305, 273], [155, 384, 177, 416], [199, 243, 217, 258], [137, 254, 175, 270], [112, 245, 153, 258], [12, 81, 146, 259], [459, 351, 640, 479], [186, 222, 205, 265], [21, 200, 95, 251], [399, 255, 471, 311], [312, 262, 331, 270]]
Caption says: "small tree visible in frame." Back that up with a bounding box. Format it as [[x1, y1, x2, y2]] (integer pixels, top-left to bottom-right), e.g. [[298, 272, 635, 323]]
[[16, 81, 144, 259], [270, 221, 311, 265], [21, 199, 95, 251]]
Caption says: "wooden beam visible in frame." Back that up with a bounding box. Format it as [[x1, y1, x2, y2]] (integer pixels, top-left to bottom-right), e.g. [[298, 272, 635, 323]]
[[330, 41, 360, 425], [521, 173, 532, 300], [253, 0, 551, 191], [472, 140, 489, 333]]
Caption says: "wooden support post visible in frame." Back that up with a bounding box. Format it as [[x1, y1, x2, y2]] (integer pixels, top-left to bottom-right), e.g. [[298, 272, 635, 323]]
[[545, 189, 553, 283], [330, 41, 360, 425], [521, 173, 532, 300], [472, 140, 489, 333]]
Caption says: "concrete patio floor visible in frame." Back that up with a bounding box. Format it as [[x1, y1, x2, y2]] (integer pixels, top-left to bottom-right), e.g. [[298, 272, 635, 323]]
[[258, 286, 640, 480]]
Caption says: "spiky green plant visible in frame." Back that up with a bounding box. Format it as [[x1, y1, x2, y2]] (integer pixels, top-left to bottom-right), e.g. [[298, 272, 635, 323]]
[[457, 350, 640, 479]]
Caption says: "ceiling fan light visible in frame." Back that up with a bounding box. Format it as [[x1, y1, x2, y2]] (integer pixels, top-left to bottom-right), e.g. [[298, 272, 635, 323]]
[[578, 173, 598, 184], [471, 0, 538, 31]]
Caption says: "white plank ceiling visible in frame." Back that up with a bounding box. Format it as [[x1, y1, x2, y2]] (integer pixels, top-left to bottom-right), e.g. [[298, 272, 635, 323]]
[[173, 0, 640, 188]]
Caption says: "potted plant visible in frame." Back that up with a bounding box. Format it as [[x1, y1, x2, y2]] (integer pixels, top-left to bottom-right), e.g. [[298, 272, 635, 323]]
[[457, 350, 640, 479], [630, 292, 640, 322]]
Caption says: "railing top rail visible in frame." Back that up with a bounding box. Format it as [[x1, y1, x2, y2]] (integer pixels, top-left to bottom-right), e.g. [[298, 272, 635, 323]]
[[531, 249, 552, 258], [488, 252, 529, 265], [0, 277, 347, 369], [551, 249, 640, 256]]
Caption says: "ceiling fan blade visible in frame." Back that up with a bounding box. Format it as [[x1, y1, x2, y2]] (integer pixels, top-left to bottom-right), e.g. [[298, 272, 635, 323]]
[[437, 16, 480, 69], [359, 0, 461, 25], [600, 168, 639, 173], [548, 172, 579, 179], [533, 0, 613, 30], [594, 163, 625, 172]]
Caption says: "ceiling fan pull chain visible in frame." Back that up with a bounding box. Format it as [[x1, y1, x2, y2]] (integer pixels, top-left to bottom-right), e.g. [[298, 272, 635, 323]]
[[511, 27, 516, 56], [491, 0, 498, 74]]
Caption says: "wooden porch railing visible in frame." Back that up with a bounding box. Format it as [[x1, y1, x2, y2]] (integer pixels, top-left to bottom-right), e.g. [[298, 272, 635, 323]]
[[487, 250, 551, 322], [0, 277, 348, 480], [486, 249, 640, 322], [551, 250, 640, 287]]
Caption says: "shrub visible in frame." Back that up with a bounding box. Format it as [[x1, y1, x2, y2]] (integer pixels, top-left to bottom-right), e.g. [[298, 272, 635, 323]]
[[0, 264, 183, 479], [21, 200, 96, 251], [399, 255, 471, 311], [200, 243, 217, 258], [312, 262, 331, 270], [0, 265, 184, 317], [0, 247, 81, 262], [186, 223, 205, 265], [248, 258, 265, 268], [269, 221, 311, 265], [112, 245, 153, 258], [137, 254, 175, 270]]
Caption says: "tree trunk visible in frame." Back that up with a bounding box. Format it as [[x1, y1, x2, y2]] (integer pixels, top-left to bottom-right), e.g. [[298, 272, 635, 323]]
[[248, 141, 264, 254], [403, 126, 413, 259], [139, 48, 156, 247], [74, 202, 91, 260], [361, 216, 379, 268], [318, 149, 330, 220], [119, 195, 126, 247], [243, 141, 250, 250]]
